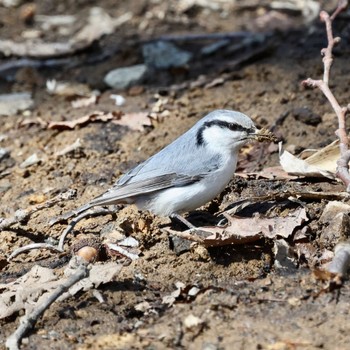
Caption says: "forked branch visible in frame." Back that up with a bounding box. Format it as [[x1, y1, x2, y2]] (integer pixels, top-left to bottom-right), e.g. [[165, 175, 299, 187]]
[[302, 1, 350, 190]]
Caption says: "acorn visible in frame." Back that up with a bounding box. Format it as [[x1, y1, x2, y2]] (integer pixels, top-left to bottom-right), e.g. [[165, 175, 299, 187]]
[[71, 237, 101, 263]]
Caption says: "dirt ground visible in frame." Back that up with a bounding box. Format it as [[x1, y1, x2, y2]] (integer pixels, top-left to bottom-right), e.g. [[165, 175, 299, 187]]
[[1, 1, 350, 349]]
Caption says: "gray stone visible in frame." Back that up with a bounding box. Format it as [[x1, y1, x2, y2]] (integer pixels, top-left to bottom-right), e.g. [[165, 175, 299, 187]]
[[104, 64, 147, 89], [0, 148, 9, 161], [169, 235, 191, 255], [273, 239, 298, 274], [292, 107, 322, 126], [320, 201, 350, 223], [0, 92, 33, 116], [142, 41, 192, 69], [320, 213, 350, 249]]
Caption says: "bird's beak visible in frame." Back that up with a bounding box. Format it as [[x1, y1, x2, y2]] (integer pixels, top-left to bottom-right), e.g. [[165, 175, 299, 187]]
[[250, 127, 278, 143]]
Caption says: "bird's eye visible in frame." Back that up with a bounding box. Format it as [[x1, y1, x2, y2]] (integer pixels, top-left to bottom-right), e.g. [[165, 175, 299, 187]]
[[227, 123, 242, 131], [227, 123, 250, 133]]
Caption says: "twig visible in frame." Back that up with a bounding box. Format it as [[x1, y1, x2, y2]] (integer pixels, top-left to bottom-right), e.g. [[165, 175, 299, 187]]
[[8, 206, 114, 261], [0, 189, 76, 231], [327, 241, 350, 276], [302, 1, 350, 191], [58, 207, 112, 250], [105, 243, 140, 261], [330, 0, 348, 20], [166, 229, 205, 244], [8, 243, 63, 261], [5, 261, 89, 350]]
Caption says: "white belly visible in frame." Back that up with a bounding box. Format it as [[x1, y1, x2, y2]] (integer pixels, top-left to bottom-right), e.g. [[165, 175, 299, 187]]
[[136, 155, 237, 216]]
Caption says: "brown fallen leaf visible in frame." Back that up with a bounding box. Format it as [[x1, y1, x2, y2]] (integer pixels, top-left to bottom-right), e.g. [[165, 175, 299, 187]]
[[279, 141, 340, 180], [48, 111, 122, 130], [112, 112, 153, 131], [18, 116, 47, 128], [168, 208, 308, 247], [0, 261, 122, 319]]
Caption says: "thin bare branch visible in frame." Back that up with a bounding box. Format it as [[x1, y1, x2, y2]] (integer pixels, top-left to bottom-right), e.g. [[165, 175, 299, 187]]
[[327, 241, 350, 277], [330, 0, 348, 21], [0, 190, 76, 231], [58, 207, 112, 250], [302, 2, 350, 191], [8, 243, 64, 261], [6, 261, 88, 350]]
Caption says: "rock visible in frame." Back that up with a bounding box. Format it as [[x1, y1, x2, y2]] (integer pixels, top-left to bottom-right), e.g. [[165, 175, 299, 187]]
[[104, 64, 147, 89], [19, 153, 42, 168], [142, 41, 192, 69], [183, 314, 203, 330], [320, 213, 350, 249], [0, 92, 33, 116], [273, 239, 297, 273], [320, 201, 350, 223], [169, 235, 191, 255], [0, 148, 9, 161], [292, 107, 322, 126], [319, 201, 350, 249]]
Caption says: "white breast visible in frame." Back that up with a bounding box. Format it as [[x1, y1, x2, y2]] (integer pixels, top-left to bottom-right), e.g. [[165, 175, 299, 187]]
[[136, 153, 238, 216]]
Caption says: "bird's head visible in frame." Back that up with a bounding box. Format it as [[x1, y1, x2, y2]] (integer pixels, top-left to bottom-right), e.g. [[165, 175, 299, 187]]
[[195, 110, 276, 153]]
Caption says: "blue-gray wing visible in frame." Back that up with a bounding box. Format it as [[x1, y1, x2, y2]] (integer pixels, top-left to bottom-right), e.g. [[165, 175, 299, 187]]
[[117, 128, 222, 186], [88, 172, 202, 207]]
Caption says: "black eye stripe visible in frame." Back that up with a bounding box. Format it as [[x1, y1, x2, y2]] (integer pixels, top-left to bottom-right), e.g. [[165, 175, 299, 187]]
[[205, 120, 255, 133], [196, 119, 254, 146]]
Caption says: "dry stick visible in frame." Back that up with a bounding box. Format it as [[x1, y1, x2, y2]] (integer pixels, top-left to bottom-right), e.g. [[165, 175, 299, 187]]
[[302, 3, 350, 190], [8, 206, 115, 260], [8, 243, 64, 261], [0, 189, 76, 231], [331, 0, 349, 21], [5, 262, 89, 350], [327, 241, 350, 277], [58, 207, 112, 250]]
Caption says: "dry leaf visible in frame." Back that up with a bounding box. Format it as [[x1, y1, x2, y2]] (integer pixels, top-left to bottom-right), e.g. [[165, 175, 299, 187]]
[[0, 262, 122, 319], [64, 261, 122, 296], [48, 111, 122, 130], [279, 142, 336, 179], [112, 112, 152, 131], [0, 265, 58, 319], [303, 139, 339, 173], [168, 208, 308, 247], [18, 116, 47, 128]]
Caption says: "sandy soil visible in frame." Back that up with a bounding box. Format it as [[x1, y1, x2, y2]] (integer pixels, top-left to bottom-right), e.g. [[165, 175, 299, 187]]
[[1, 1, 350, 349]]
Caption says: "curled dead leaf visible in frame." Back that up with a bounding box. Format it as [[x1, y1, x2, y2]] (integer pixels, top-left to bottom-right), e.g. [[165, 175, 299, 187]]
[[48, 111, 122, 130]]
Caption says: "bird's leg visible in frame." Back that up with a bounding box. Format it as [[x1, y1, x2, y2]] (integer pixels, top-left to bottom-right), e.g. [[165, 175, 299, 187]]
[[170, 213, 196, 230], [169, 213, 211, 243]]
